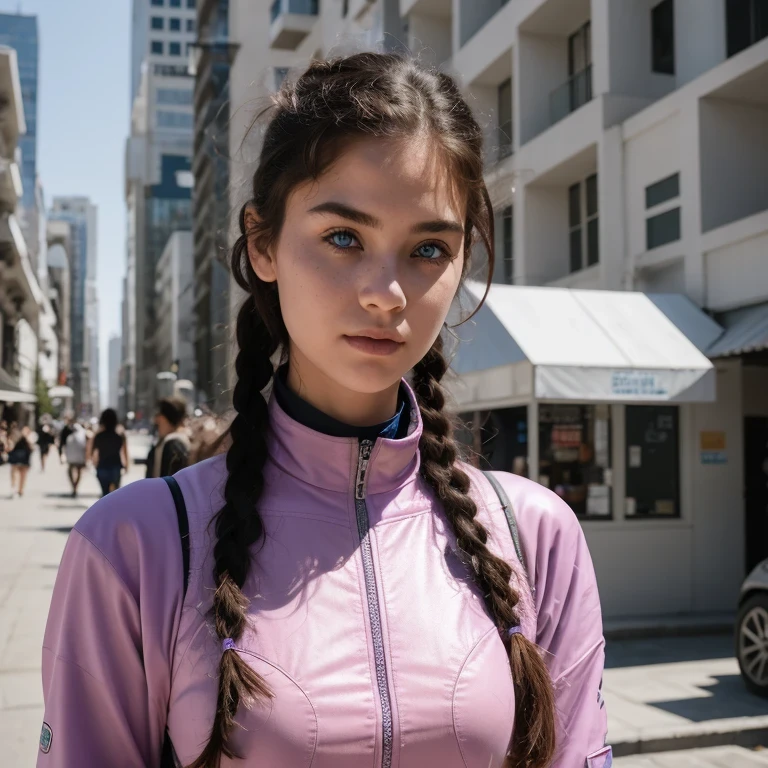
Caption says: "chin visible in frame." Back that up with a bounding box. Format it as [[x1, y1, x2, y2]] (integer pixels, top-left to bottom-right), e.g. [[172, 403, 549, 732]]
[[329, 358, 409, 396]]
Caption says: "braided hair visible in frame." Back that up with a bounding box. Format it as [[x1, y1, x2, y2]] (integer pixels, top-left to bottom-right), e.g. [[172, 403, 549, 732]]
[[414, 334, 555, 766], [188, 52, 556, 768]]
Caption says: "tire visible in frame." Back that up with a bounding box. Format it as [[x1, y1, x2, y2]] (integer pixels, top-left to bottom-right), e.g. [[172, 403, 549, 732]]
[[736, 592, 768, 698]]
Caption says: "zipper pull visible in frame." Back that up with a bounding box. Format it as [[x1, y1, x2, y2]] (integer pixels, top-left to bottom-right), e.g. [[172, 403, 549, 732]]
[[355, 439, 374, 500]]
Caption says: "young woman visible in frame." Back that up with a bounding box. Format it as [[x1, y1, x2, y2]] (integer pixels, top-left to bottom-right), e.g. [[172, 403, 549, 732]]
[[88, 408, 129, 497], [39, 54, 611, 768], [8, 424, 33, 498]]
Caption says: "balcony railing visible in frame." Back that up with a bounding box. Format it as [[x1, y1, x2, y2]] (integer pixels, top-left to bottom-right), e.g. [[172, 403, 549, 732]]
[[549, 64, 593, 127], [270, 0, 319, 24]]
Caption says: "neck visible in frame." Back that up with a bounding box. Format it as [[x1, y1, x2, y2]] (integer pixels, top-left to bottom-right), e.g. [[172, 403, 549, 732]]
[[286, 354, 400, 427]]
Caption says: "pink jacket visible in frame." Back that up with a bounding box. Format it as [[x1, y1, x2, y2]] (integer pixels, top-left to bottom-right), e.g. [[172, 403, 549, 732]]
[[39, 383, 611, 767]]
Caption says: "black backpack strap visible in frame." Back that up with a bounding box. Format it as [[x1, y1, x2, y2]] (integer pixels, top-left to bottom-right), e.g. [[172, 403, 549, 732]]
[[162, 475, 190, 598], [482, 470, 535, 597], [160, 475, 190, 768]]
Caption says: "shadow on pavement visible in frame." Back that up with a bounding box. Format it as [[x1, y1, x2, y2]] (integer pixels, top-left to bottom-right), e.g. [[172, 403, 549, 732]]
[[605, 634, 735, 668], [43, 492, 100, 500], [651, 674, 768, 721], [14, 525, 74, 535]]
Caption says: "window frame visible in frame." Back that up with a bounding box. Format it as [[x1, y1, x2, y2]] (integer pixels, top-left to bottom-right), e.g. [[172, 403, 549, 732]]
[[644, 172, 681, 250], [151, 0, 164, 6], [169, 17, 181, 31], [169, 0, 181, 6], [568, 174, 599, 273], [169, 41, 182, 56], [151, 15, 164, 29], [624, 405, 681, 519], [151, 40, 164, 55], [651, 0, 676, 75], [497, 78, 513, 160]]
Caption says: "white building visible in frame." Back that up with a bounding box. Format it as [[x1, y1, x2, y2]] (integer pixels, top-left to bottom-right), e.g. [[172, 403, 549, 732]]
[[153, 230, 196, 386], [49, 196, 98, 418], [227, 0, 768, 625], [108, 334, 122, 410], [131, 0, 198, 105], [0, 45, 41, 423], [126, 0, 195, 421]]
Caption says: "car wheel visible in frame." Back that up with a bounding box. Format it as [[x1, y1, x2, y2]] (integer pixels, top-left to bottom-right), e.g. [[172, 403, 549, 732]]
[[736, 593, 768, 697]]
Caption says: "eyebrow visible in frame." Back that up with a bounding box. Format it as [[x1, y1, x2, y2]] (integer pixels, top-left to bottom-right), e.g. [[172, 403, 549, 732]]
[[307, 201, 465, 236]]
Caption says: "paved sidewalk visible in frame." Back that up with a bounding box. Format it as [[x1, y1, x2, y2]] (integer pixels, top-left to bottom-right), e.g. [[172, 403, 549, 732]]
[[605, 634, 768, 755], [0, 442, 148, 767], [615, 745, 768, 766]]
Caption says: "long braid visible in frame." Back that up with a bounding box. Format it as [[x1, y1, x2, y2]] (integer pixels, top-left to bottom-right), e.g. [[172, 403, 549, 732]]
[[413, 334, 556, 768], [187, 295, 277, 768]]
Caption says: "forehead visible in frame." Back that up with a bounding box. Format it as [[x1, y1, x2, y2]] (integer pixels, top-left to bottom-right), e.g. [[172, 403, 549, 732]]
[[291, 136, 465, 224]]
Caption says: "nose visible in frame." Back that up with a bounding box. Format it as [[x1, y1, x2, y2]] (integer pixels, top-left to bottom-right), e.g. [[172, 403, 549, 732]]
[[358, 259, 407, 313]]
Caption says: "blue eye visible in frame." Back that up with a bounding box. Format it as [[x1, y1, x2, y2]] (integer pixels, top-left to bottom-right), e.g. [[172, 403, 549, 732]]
[[416, 243, 443, 260], [329, 230, 356, 249]]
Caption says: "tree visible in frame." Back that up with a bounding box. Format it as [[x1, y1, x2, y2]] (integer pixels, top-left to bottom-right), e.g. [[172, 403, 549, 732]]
[[35, 368, 54, 419]]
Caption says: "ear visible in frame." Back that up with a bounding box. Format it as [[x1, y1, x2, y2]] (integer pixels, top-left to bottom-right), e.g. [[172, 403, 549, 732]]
[[244, 203, 277, 283]]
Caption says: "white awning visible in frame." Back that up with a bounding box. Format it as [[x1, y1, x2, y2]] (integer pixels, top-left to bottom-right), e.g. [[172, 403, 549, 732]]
[[48, 385, 74, 398], [448, 283, 720, 409]]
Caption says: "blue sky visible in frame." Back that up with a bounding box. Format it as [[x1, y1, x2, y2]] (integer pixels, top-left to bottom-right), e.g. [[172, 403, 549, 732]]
[[6, 0, 131, 403]]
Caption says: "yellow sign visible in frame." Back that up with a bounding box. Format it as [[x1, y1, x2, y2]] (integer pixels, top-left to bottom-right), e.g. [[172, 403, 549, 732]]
[[700, 431, 726, 452]]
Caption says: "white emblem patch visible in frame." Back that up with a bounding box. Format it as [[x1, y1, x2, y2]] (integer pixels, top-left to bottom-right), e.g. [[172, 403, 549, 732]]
[[40, 722, 53, 753]]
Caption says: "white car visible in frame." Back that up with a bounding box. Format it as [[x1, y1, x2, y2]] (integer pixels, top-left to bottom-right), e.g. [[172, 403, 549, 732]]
[[736, 559, 768, 697]]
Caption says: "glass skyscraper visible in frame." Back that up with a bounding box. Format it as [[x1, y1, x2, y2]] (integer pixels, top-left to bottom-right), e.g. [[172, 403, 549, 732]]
[[0, 13, 38, 210]]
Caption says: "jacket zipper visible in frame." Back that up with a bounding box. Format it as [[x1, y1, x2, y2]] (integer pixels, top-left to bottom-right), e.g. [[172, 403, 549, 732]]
[[355, 439, 393, 768]]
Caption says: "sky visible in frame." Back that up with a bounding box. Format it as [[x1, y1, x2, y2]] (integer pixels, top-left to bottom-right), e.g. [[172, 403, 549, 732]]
[[4, 0, 131, 405]]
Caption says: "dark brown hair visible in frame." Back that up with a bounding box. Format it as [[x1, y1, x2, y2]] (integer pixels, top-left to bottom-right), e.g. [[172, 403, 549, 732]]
[[188, 52, 555, 768], [157, 396, 188, 428]]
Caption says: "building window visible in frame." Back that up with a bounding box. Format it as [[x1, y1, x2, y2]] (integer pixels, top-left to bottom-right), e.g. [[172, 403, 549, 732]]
[[625, 406, 680, 518], [492, 206, 514, 284], [157, 110, 194, 129], [502, 205, 513, 284], [151, 0, 163, 5], [727, 0, 768, 57], [645, 172, 679, 208], [646, 209, 681, 249], [458, 407, 529, 476], [539, 404, 612, 519], [497, 78, 513, 160], [157, 88, 193, 105], [151, 16, 164, 29], [186, 18, 195, 32], [569, 173, 599, 272], [169, 41, 182, 56], [170, 17, 181, 31], [170, 0, 181, 6], [651, 0, 675, 74], [645, 173, 681, 250], [151, 40, 164, 54], [187, 0, 196, 6]]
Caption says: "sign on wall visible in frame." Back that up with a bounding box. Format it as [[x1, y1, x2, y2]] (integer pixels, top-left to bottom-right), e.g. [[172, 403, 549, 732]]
[[700, 430, 727, 465]]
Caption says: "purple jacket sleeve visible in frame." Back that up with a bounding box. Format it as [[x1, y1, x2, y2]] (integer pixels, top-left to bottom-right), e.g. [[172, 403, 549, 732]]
[[504, 476, 610, 768], [38, 480, 183, 767]]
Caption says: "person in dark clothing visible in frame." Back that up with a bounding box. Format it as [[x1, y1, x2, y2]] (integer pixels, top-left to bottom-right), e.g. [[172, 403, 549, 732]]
[[36, 423, 55, 471], [58, 418, 74, 464], [89, 409, 129, 497], [8, 426, 33, 498], [145, 396, 190, 479]]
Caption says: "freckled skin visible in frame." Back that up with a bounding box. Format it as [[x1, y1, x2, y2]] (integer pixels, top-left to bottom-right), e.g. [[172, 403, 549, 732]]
[[247, 137, 466, 427]]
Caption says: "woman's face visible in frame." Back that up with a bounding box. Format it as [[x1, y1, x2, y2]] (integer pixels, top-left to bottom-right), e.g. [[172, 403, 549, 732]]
[[247, 136, 466, 420]]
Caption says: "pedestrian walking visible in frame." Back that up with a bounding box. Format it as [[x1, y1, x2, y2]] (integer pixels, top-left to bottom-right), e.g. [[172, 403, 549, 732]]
[[88, 408, 129, 497], [145, 396, 191, 479], [63, 422, 87, 498], [0, 420, 9, 466], [7, 425, 32, 498], [38, 53, 611, 768], [36, 422, 55, 472], [57, 417, 74, 465]]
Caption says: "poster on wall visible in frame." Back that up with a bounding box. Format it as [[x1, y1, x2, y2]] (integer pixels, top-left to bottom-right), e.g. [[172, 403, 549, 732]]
[[700, 431, 727, 465]]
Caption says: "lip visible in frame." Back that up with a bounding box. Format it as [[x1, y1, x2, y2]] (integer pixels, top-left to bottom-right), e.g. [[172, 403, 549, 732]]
[[344, 334, 405, 357]]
